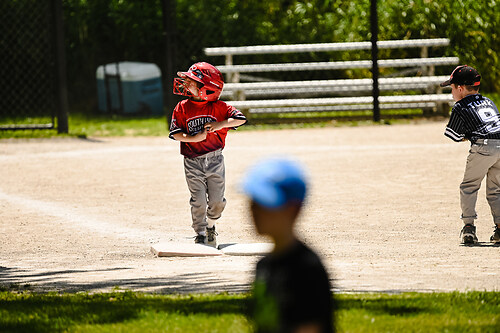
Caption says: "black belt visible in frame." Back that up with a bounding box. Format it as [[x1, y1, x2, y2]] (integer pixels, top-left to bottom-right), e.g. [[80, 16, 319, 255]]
[[474, 139, 500, 145]]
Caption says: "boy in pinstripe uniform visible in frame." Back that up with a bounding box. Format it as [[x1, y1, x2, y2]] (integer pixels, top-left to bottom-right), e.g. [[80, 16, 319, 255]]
[[442, 65, 500, 245]]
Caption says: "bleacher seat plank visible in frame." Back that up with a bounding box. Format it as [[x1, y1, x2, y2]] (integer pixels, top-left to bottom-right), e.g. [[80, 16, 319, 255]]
[[226, 94, 453, 109], [205, 38, 451, 56], [221, 76, 450, 98], [217, 57, 459, 73]]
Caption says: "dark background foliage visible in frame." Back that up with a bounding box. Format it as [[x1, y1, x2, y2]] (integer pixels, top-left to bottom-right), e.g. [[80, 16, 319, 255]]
[[9, 0, 500, 114]]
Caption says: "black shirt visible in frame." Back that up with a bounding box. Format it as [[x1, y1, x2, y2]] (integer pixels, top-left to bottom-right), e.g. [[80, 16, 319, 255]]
[[252, 240, 335, 333], [445, 94, 500, 143]]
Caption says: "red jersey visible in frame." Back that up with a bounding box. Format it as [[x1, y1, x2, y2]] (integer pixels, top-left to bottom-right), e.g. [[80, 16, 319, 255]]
[[169, 99, 246, 158]]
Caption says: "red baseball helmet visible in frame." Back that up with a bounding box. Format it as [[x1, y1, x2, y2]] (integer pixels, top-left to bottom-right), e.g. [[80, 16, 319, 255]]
[[173, 62, 224, 101]]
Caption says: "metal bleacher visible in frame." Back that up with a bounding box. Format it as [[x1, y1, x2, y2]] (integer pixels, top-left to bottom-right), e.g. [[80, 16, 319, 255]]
[[204, 38, 458, 117]]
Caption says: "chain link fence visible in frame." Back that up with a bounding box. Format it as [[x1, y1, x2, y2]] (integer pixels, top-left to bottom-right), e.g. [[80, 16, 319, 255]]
[[0, 0, 67, 131]]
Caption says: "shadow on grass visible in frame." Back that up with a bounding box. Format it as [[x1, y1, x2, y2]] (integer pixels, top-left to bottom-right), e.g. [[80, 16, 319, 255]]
[[339, 296, 430, 316], [336, 292, 500, 332], [338, 291, 500, 317], [2, 288, 500, 333], [0, 290, 250, 333]]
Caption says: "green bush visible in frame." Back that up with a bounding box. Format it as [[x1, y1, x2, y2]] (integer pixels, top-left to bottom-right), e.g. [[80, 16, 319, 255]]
[[60, 0, 499, 112]]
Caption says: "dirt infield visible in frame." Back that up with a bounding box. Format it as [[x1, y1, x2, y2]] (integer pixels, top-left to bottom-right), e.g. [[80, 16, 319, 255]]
[[1, 121, 499, 294]]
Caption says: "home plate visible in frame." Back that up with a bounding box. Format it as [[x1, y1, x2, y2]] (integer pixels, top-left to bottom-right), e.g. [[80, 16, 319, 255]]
[[151, 242, 223, 257], [218, 243, 274, 256]]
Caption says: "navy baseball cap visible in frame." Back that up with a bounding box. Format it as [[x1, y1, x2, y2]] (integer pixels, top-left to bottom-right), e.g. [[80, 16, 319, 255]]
[[440, 65, 481, 87], [242, 158, 307, 209]]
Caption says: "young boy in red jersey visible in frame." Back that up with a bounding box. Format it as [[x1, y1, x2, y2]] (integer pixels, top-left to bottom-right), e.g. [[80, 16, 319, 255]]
[[169, 62, 246, 247]]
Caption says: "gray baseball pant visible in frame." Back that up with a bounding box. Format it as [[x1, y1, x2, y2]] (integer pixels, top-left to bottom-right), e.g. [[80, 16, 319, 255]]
[[184, 149, 226, 234], [460, 139, 500, 226]]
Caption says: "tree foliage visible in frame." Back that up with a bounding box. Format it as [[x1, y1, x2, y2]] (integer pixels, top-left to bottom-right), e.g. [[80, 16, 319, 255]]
[[60, 0, 499, 110]]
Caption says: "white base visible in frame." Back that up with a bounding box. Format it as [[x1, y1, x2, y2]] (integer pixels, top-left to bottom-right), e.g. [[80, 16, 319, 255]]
[[218, 243, 274, 256], [151, 242, 273, 257], [151, 242, 222, 257]]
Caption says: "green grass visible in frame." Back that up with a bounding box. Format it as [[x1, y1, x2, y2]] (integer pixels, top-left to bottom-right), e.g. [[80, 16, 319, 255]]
[[67, 113, 171, 137], [0, 290, 498, 332], [1, 93, 499, 139], [337, 292, 500, 333], [0, 291, 250, 333], [0, 113, 170, 139], [0, 111, 432, 139]]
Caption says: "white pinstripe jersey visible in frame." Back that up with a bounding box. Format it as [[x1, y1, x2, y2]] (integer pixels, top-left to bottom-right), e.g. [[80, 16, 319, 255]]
[[445, 94, 500, 143]]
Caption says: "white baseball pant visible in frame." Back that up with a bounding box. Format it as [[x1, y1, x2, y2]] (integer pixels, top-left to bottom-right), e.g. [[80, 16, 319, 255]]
[[183, 149, 226, 234], [460, 139, 500, 226]]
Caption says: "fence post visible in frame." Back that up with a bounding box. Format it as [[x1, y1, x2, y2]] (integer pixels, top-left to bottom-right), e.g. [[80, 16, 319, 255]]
[[226, 54, 240, 83], [52, 0, 68, 133], [370, 0, 380, 122], [420, 46, 434, 76], [162, 0, 177, 127]]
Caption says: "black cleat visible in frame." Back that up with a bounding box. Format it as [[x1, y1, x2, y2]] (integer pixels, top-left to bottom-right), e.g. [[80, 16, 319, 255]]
[[206, 226, 218, 247], [460, 224, 478, 245], [490, 225, 500, 244], [194, 234, 206, 244]]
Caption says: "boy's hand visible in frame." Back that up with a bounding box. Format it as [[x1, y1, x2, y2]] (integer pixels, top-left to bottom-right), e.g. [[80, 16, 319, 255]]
[[193, 129, 208, 141], [172, 130, 207, 142], [203, 118, 246, 134], [204, 121, 223, 133]]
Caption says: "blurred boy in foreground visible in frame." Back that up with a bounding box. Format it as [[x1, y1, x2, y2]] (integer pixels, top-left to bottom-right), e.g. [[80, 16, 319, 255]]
[[242, 158, 335, 333]]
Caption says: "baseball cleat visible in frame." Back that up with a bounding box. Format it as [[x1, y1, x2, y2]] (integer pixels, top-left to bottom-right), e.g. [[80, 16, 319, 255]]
[[206, 226, 218, 248], [490, 225, 500, 244], [460, 224, 478, 245], [194, 234, 206, 245]]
